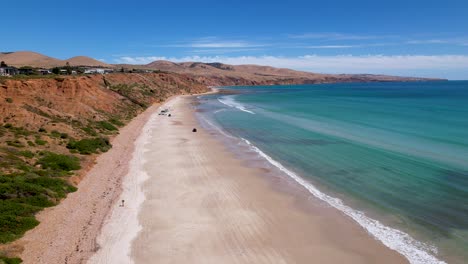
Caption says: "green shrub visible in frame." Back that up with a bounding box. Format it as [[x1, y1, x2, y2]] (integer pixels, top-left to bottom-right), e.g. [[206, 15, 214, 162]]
[[27, 141, 35, 147], [6, 140, 24, 148], [16, 164, 32, 172], [4, 124, 12, 129], [0, 172, 77, 244], [38, 127, 46, 133], [109, 118, 124, 127], [0, 256, 23, 264], [67, 137, 111, 155], [13, 195, 54, 207], [11, 127, 31, 137], [36, 152, 81, 172], [0, 210, 39, 243], [97, 121, 117, 131], [5, 98, 13, 103], [50, 130, 61, 138], [18, 150, 34, 158], [34, 138, 47, 146], [60, 133, 69, 139], [82, 126, 97, 136], [27, 177, 77, 198]]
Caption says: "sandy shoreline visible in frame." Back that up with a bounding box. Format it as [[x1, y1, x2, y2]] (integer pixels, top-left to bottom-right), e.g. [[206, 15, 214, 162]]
[[15, 92, 408, 264], [16, 102, 164, 264], [91, 96, 407, 263]]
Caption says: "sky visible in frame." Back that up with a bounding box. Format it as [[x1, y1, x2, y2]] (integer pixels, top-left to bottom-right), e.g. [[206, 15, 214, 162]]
[[2, 0, 468, 79]]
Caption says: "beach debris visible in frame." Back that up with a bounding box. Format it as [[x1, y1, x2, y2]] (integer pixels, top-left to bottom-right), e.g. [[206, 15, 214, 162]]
[[120, 199, 125, 207], [168, 114, 171, 117], [192, 128, 197, 132]]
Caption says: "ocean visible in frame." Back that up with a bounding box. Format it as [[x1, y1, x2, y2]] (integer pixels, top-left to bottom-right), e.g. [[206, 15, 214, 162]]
[[195, 81, 468, 264]]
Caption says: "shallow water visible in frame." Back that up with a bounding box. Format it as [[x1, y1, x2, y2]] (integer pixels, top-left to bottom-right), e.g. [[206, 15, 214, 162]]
[[196, 81, 468, 264]]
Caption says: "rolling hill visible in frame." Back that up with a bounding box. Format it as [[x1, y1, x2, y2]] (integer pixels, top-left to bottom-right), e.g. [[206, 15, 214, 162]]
[[0, 51, 111, 68], [117, 60, 442, 86], [0, 51, 443, 85]]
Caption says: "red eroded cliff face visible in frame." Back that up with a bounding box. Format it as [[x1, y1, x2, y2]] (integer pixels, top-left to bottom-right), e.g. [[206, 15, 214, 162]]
[[0, 72, 207, 183], [0, 73, 207, 259], [0, 73, 207, 134]]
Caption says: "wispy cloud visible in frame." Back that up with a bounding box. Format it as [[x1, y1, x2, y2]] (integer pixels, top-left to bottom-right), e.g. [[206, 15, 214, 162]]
[[306, 45, 360, 49], [156, 37, 266, 49], [304, 43, 396, 49], [116, 56, 166, 64], [191, 41, 262, 48], [288, 33, 384, 40], [407, 37, 468, 46], [114, 54, 468, 78], [190, 48, 263, 54], [407, 39, 450, 44]]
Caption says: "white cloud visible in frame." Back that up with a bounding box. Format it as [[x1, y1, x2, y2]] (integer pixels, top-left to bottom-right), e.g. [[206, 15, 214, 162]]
[[191, 48, 263, 54], [114, 54, 468, 79], [407, 39, 449, 44], [407, 38, 468, 46], [306, 45, 359, 49], [288, 33, 382, 40], [190, 41, 262, 48], [157, 38, 266, 49], [116, 56, 167, 64]]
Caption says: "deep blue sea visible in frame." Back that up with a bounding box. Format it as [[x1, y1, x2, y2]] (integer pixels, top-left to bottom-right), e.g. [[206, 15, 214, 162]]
[[196, 81, 468, 264]]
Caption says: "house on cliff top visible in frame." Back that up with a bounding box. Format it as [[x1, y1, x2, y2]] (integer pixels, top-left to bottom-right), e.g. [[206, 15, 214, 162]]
[[0, 66, 18, 76]]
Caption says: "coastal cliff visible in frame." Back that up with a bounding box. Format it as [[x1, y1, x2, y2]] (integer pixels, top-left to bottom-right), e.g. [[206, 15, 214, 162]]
[[0, 73, 208, 261]]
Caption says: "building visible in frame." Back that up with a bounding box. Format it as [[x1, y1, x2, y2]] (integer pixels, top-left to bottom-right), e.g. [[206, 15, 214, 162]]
[[18, 68, 34, 75], [84, 68, 114, 74], [37, 69, 52, 75], [0, 66, 18, 76]]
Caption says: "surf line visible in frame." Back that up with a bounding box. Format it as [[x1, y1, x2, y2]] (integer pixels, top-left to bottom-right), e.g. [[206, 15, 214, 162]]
[[218, 97, 255, 114], [240, 137, 445, 264]]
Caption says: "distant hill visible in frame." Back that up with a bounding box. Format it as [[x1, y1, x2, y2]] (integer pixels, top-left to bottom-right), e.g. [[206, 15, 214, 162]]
[[116, 60, 443, 86], [0, 51, 444, 84], [0, 51, 111, 68], [0, 51, 62, 68], [65, 56, 110, 67]]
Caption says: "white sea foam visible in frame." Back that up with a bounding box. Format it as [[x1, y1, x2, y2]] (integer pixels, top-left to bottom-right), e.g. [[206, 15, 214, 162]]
[[197, 114, 237, 140], [239, 137, 445, 264], [218, 96, 255, 114], [214, 109, 227, 114]]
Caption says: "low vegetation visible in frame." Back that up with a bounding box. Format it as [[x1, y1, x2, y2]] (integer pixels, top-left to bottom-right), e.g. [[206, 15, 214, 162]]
[[0, 256, 22, 264], [96, 121, 117, 131], [0, 125, 82, 246], [0, 169, 77, 244], [36, 152, 81, 172], [66, 137, 111, 155]]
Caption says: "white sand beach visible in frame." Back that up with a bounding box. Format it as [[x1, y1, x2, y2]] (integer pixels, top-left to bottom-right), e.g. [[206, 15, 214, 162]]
[[89, 96, 407, 264]]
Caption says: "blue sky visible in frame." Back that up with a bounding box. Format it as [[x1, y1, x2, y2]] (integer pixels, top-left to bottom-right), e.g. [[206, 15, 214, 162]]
[[2, 0, 468, 79]]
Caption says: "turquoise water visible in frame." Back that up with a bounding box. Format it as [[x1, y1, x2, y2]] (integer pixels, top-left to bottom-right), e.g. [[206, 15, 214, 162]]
[[196, 81, 468, 264]]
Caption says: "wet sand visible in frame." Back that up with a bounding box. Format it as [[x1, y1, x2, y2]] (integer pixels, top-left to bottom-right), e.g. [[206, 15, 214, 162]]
[[93, 96, 407, 264]]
